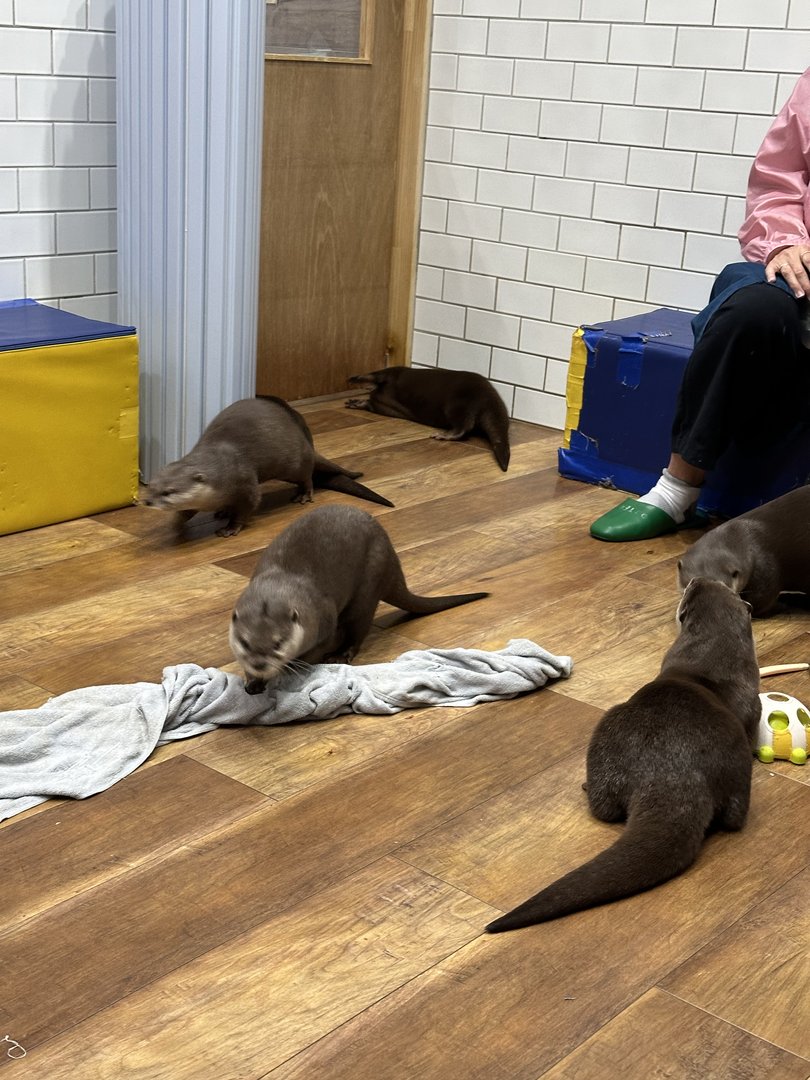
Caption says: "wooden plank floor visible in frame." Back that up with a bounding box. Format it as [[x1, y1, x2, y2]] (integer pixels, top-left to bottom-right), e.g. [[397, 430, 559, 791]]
[[1, 400, 808, 1079]]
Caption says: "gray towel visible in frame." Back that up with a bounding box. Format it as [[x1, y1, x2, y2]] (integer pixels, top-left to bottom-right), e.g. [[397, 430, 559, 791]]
[[0, 639, 571, 822]]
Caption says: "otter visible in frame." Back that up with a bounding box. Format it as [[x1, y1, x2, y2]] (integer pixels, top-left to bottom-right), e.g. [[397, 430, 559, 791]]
[[142, 396, 393, 536], [229, 504, 489, 693], [677, 485, 810, 616], [346, 366, 511, 471], [486, 578, 761, 932]]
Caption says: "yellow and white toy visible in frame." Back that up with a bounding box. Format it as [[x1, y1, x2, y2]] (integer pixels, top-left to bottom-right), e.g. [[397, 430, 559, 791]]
[[757, 692, 809, 765]]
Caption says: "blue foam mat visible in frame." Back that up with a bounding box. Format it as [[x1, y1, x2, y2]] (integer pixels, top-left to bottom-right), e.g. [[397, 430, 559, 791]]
[[0, 298, 135, 352]]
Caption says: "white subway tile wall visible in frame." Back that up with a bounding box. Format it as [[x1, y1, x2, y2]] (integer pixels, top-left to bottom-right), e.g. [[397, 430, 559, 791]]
[[416, 8, 807, 428], [1, 5, 805, 411], [0, 0, 115, 315]]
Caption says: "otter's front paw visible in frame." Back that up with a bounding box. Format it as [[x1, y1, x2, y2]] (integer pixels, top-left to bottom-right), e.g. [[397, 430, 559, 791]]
[[217, 522, 244, 537], [325, 648, 357, 664], [244, 678, 267, 695]]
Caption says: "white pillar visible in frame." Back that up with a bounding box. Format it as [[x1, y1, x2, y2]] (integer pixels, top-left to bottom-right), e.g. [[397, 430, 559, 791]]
[[116, 0, 265, 479]]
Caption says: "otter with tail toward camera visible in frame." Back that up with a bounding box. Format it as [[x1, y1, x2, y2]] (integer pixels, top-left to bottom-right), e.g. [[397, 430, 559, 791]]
[[486, 578, 760, 932]]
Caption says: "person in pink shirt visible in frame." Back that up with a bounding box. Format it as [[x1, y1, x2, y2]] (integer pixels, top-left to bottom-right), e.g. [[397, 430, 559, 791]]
[[591, 69, 810, 541]]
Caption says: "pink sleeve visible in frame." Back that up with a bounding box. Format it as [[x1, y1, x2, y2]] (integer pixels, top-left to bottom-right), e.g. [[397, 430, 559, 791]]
[[738, 69, 810, 264]]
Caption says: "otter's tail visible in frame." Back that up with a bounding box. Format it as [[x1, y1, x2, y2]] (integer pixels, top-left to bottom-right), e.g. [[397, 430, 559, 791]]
[[347, 368, 390, 387], [485, 794, 712, 932], [312, 454, 394, 508], [387, 585, 489, 615], [478, 404, 511, 471]]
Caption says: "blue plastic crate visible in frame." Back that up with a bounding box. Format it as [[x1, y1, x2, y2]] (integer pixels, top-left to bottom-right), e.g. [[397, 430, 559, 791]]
[[558, 308, 810, 518]]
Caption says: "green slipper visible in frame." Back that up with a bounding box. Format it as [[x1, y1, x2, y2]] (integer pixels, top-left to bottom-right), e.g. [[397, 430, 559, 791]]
[[590, 497, 679, 542]]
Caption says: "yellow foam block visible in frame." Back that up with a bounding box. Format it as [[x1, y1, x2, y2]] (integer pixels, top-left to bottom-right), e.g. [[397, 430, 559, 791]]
[[0, 334, 139, 535], [563, 325, 587, 449]]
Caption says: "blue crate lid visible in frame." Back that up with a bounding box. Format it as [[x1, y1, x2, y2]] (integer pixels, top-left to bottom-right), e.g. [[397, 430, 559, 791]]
[[583, 307, 695, 350], [0, 298, 135, 352]]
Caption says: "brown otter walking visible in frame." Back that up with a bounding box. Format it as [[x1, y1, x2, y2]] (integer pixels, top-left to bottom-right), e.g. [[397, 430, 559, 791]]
[[142, 396, 393, 536], [230, 504, 489, 693], [346, 366, 511, 471], [678, 485, 810, 616], [486, 578, 760, 932]]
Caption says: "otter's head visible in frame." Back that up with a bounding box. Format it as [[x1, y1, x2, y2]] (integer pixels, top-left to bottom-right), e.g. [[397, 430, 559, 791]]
[[229, 590, 306, 688], [142, 461, 222, 512], [677, 537, 749, 596], [676, 576, 752, 634]]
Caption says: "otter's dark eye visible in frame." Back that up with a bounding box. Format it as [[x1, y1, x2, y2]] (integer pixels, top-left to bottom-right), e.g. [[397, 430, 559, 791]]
[[290, 608, 299, 623], [231, 612, 238, 623], [273, 638, 283, 650]]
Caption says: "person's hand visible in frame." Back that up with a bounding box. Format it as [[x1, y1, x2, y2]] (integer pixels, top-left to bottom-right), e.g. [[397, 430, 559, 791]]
[[765, 244, 810, 297]]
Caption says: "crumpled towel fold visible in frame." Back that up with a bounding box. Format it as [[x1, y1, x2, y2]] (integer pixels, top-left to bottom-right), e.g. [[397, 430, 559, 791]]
[[0, 639, 572, 822]]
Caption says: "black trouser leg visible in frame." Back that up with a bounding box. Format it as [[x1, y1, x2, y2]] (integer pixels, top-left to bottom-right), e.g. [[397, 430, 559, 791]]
[[671, 283, 810, 470]]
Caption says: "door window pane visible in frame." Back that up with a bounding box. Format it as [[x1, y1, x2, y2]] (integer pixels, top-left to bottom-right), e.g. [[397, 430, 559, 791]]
[[265, 0, 366, 60]]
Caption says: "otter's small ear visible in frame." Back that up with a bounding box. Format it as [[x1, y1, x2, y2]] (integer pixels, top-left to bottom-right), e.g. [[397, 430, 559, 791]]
[[231, 611, 238, 623], [291, 608, 299, 623], [741, 598, 753, 613]]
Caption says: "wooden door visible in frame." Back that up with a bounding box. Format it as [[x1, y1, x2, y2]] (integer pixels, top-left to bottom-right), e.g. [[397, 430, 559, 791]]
[[256, 0, 430, 401]]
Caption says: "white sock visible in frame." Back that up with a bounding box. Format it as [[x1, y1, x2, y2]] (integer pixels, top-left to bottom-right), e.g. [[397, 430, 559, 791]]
[[637, 468, 702, 524]]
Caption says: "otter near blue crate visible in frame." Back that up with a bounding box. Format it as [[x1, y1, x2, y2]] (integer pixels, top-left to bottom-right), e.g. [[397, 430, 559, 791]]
[[678, 485, 810, 616]]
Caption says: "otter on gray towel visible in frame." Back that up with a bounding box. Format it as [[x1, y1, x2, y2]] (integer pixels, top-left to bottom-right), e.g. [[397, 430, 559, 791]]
[[230, 503, 489, 693], [486, 579, 761, 932], [346, 365, 511, 471], [678, 484, 810, 616], [142, 396, 393, 537]]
